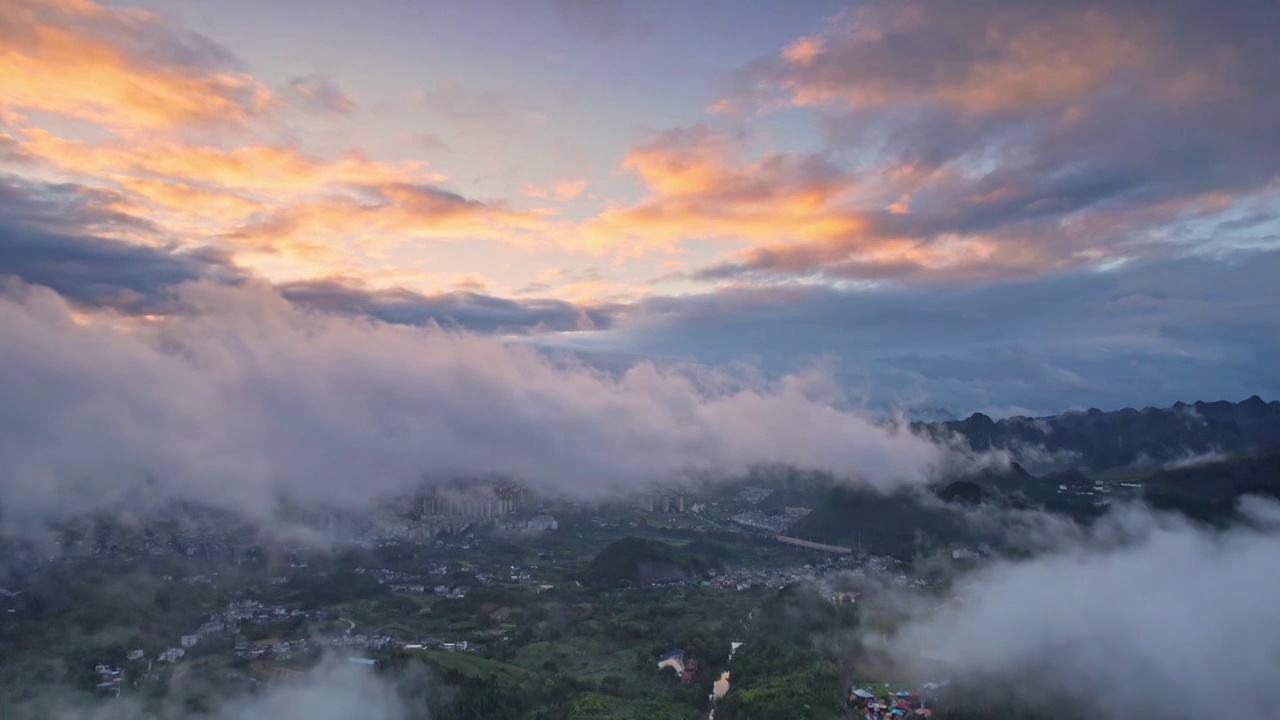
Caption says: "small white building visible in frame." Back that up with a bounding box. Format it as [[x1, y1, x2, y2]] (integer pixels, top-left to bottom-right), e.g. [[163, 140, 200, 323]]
[[180, 634, 200, 649], [127, 649, 145, 661], [526, 515, 558, 532]]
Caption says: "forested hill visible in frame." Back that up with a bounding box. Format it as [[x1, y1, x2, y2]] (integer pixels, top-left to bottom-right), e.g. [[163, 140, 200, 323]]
[[917, 396, 1280, 471], [789, 450, 1280, 558], [579, 537, 722, 588]]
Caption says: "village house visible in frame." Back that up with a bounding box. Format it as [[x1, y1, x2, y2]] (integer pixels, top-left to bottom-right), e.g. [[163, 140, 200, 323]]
[[657, 649, 685, 676]]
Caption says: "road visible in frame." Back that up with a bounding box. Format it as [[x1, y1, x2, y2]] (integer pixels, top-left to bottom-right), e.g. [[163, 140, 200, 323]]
[[339, 617, 355, 635]]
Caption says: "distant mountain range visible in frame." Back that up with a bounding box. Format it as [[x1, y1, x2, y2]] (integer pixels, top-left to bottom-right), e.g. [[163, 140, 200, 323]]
[[781, 396, 1280, 559], [917, 395, 1280, 473], [789, 449, 1280, 560]]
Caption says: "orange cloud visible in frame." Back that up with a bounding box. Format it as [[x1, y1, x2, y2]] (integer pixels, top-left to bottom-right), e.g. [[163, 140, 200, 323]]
[[0, 0, 272, 129], [223, 185, 542, 260], [780, 36, 824, 65], [553, 179, 587, 200], [573, 127, 866, 255], [115, 178, 260, 216], [7, 122, 544, 283], [19, 129, 439, 196], [580, 125, 1157, 283]]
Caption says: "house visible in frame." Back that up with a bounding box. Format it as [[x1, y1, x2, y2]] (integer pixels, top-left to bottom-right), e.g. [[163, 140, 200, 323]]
[[95, 681, 121, 698], [127, 649, 145, 661], [160, 648, 185, 663], [657, 649, 685, 676], [180, 634, 200, 648], [830, 591, 858, 606]]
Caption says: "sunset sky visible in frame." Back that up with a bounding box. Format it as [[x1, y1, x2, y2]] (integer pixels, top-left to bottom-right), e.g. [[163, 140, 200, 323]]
[[2, 0, 1278, 417]]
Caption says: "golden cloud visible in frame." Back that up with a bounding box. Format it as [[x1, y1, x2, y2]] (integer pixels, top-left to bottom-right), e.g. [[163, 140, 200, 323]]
[[572, 127, 866, 255], [0, 0, 272, 129], [19, 129, 441, 196]]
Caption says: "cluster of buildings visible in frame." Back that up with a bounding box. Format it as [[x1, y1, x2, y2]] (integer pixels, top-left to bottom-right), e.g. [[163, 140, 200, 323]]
[[729, 511, 797, 535], [496, 514, 559, 532], [233, 633, 394, 661], [704, 563, 840, 591], [404, 639, 471, 653], [357, 563, 475, 597], [217, 599, 317, 628], [354, 554, 562, 598], [735, 487, 774, 504]]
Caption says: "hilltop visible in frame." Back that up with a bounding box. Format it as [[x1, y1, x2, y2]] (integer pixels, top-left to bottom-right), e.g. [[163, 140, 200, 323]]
[[580, 537, 722, 588]]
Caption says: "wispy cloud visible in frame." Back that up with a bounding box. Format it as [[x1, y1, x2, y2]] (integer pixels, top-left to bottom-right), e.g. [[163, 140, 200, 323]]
[[285, 74, 357, 116], [279, 276, 619, 334]]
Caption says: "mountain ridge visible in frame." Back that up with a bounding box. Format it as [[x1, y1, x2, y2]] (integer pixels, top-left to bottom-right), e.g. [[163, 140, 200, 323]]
[[916, 395, 1280, 472]]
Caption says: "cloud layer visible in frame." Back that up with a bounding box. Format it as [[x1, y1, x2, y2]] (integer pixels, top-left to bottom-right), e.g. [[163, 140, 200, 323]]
[[0, 280, 954, 533], [887, 500, 1280, 719], [604, 250, 1280, 417]]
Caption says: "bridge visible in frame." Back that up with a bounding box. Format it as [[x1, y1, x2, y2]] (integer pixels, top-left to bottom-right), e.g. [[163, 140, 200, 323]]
[[771, 534, 853, 554]]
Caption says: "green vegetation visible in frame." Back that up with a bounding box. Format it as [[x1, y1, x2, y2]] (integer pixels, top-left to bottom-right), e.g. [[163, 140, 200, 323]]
[[580, 536, 722, 587], [715, 583, 859, 720]]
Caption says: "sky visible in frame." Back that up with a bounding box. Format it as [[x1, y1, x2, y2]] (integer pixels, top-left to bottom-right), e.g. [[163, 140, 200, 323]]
[[1, 0, 1279, 418]]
